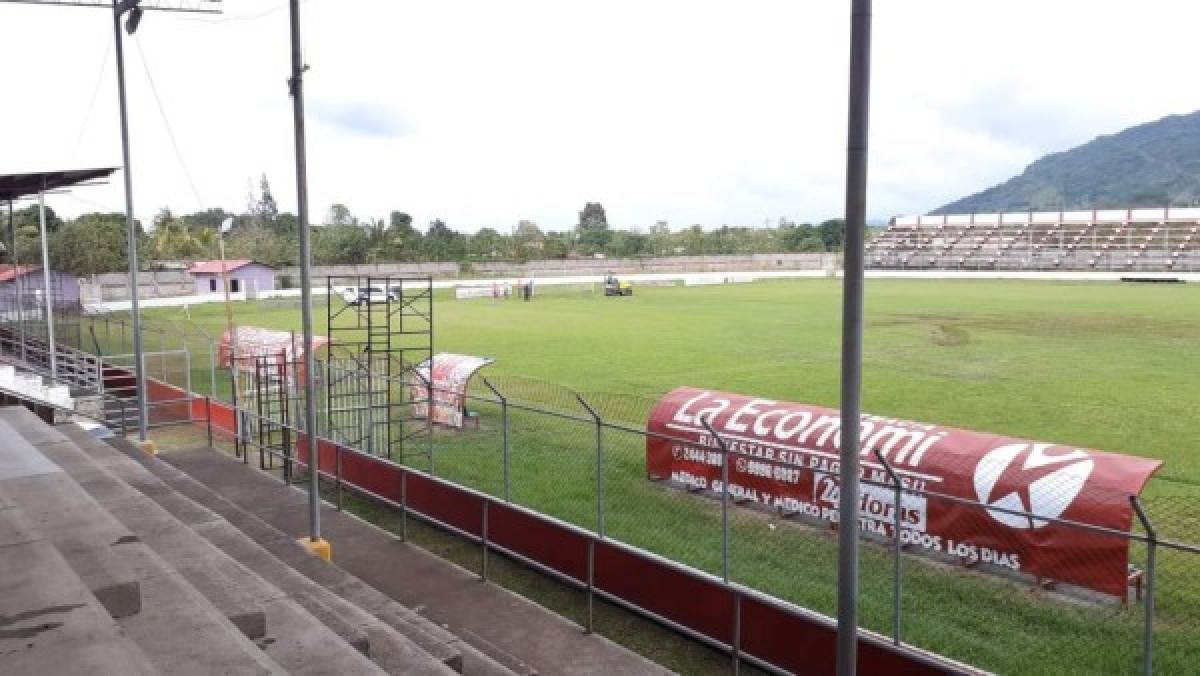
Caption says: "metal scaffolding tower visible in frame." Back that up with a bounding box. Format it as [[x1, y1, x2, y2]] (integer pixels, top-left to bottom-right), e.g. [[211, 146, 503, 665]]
[[324, 276, 433, 467]]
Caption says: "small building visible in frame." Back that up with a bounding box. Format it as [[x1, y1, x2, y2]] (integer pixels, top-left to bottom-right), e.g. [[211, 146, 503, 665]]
[[188, 260, 277, 296], [0, 265, 80, 308]]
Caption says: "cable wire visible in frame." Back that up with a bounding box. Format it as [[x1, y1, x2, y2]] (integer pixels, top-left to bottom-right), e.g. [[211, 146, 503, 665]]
[[65, 33, 112, 162], [132, 34, 205, 211]]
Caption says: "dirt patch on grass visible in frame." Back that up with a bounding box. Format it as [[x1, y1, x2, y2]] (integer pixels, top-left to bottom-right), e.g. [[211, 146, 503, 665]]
[[929, 323, 970, 347]]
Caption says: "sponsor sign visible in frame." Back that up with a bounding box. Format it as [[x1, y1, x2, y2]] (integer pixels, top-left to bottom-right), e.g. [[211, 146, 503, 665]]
[[455, 284, 511, 300], [646, 387, 1163, 597], [409, 353, 494, 428]]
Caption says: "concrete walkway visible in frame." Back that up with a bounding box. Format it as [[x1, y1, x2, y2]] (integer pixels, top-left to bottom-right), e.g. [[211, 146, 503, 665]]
[[161, 446, 674, 676]]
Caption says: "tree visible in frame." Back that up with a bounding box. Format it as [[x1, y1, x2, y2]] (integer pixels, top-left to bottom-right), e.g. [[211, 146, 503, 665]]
[[312, 225, 371, 264], [817, 219, 845, 251], [469, 228, 504, 259], [576, 202, 612, 254], [49, 213, 128, 276], [326, 203, 355, 226], [420, 219, 466, 261], [255, 174, 279, 228]]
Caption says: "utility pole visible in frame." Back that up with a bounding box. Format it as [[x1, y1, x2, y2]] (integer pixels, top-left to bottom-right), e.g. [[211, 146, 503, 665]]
[[837, 1, 872, 674], [288, 0, 324, 551]]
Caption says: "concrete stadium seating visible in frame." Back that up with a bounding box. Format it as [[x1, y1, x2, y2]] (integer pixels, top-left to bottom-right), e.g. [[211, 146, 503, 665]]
[[0, 404, 492, 675], [868, 210, 1200, 272]]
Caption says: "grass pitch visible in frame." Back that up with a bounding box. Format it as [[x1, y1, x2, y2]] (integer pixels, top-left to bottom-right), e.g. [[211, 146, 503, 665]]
[[140, 278, 1200, 674]]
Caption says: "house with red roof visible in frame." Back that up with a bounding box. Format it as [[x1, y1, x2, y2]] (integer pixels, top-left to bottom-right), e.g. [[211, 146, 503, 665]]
[[0, 265, 79, 306], [187, 260, 277, 296]]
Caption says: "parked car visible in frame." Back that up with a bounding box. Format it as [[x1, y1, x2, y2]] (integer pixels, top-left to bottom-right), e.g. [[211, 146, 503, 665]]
[[340, 286, 390, 306]]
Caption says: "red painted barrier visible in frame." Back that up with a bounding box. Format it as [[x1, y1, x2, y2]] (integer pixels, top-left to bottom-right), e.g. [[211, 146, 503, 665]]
[[181, 397, 969, 673]]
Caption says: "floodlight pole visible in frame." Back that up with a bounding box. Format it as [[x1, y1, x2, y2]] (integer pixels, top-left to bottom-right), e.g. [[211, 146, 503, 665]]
[[289, 0, 321, 543], [836, 1, 872, 675], [37, 188, 57, 378], [113, 0, 149, 441]]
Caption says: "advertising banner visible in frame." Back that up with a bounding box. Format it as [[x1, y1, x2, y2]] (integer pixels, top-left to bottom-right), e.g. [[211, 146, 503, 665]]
[[409, 353, 494, 428], [646, 387, 1162, 597]]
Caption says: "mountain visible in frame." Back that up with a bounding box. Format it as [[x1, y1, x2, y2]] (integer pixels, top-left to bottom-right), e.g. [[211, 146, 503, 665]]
[[933, 110, 1200, 214]]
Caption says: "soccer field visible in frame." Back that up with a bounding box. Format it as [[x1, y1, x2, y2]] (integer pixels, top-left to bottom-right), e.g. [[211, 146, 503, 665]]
[[156, 278, 1200, 483], [140, 278, 1200, 674]]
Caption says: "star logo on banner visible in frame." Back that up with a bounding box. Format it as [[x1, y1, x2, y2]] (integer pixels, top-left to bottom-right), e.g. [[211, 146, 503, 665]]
[[973, 443, 1095, 529]]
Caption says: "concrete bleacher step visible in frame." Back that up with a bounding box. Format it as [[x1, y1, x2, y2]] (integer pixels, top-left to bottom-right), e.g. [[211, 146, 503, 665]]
[[0, 503, 159, 676], [0, 408, 385, 676], [0, 409, 283, 675], [53, 421, 459, 676], [94, 429, 526, 676]]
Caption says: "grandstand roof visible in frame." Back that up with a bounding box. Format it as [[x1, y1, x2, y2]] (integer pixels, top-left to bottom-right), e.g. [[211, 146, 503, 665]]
[[0, 168, 118, 202]]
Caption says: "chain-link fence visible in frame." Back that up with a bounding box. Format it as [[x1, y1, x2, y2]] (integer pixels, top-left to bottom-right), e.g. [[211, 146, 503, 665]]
[[390, 376, 1198, 676]]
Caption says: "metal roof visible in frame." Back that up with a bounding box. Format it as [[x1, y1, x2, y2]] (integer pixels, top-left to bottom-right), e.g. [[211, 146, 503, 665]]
[[188, 259, 277, 274], [0, 168, 118, 202]]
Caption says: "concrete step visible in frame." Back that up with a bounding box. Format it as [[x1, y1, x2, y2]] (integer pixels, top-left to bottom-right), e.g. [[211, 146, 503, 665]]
[[0, 410, 283, 675], [106, 434, 525, 676], [0, 430, 143, 621], [110, 433, 525, 676], [0, 407, 384, 676], [0, 503, 159, 676], [58, 424, 457, 676]]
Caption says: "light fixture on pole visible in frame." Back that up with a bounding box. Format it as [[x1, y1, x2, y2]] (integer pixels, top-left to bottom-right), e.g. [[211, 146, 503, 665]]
[[0, 0, 224, 444]]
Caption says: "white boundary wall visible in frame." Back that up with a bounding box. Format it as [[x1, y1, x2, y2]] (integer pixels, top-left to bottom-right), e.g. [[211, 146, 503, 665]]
[[85, 269, 1198, 313]]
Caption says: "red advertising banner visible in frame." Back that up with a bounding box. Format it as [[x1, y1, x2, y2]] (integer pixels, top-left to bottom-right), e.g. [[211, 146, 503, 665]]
[[409, 353, 494, 428], [646, 387, 1162, 597]]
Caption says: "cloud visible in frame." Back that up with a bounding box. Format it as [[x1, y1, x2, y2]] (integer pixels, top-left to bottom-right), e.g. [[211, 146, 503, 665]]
[[5, 0, 1200, 231], [308, 100, 410, 138]]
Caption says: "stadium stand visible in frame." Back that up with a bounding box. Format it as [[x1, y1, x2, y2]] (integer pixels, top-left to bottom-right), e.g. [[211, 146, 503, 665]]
[[868, 207, 1200, 271], [0, 403, 495, 675]]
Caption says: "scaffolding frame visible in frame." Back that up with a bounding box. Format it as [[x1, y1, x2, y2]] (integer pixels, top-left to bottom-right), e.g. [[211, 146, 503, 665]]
[[323, 276, 433, 467]]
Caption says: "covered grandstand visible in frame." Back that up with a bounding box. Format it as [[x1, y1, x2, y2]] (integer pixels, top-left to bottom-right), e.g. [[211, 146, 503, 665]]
[[869, 207, 1200, 271]]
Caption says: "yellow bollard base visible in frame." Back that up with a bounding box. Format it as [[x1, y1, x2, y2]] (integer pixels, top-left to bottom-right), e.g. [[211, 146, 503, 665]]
[[297, 537, 332, 562], [139, 440, 157, 456]]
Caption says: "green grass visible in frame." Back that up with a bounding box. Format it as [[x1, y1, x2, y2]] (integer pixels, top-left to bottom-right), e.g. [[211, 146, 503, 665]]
[[132, 278, 1200, 675]]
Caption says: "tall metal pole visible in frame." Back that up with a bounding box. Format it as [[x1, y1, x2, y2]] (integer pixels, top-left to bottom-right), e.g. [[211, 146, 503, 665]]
[[113, 2, 149, 441], [837, 1, 872, 674], [37, 189, 57, 378], [289, 0, 321, 543]]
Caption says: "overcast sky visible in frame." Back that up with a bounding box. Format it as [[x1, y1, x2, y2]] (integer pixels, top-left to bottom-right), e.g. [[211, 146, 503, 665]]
[[3, 0, 1200, 233]]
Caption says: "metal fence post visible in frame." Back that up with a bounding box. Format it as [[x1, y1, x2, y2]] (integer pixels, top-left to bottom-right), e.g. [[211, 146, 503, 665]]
[[482, 378, 510, 502], [575, 393, 604, 537], [701, 419, 730, 583], [876, 449, 903, 645], [205, 396, 213, 448], [1131, 497, 1156, 676]]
